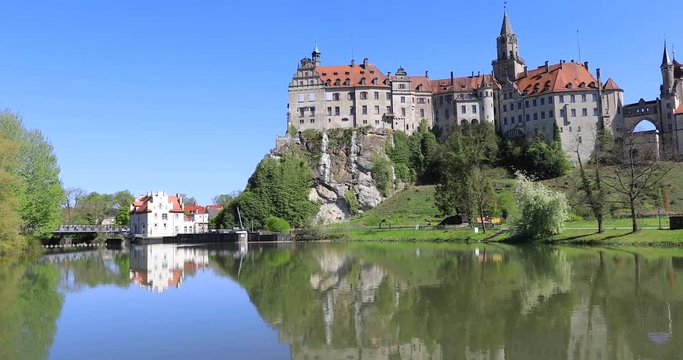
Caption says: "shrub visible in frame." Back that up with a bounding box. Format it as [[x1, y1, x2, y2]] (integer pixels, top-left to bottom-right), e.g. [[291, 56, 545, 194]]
[[371, 154, 393, 197], [264, 216, 291, 232], [512, 173, 570, 240], [344, 189, 360, 215]]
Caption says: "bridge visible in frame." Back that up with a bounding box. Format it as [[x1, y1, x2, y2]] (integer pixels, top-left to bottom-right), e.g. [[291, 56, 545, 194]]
[[53, 225, 129, 234]]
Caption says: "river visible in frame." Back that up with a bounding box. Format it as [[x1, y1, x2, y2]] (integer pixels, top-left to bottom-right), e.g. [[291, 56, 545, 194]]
[[1, 242, 682, 359]]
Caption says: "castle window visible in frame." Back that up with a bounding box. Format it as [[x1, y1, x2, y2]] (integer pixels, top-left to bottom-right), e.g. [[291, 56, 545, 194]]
[[518, 115, 523, 123], [363, 119, 367, 124], [349, 106, 354, 115], [327, 107, 332, 115], [309, 93, 315, 102], [375, 120, 380, 125], [334, 79, 341, 86], [420, 109, 425, 117], [298, 94, 304, 102], [566, 83, 573, 89], [386, 93, 391, 100], [571, 109, 577, 117], [401, 108, 406, 116], [325, 80, 331, 86], [540, 97, 545, 105], [503, 104, 507, 112], [362, 105, 367, 114], [533, 113, 538, 120], [582, 108, 588, 116], [541, 112, 546, 119], [344, 79, 350, 86], [504, 117, 508, 125], [461, 105, 466, 114], [360, 78, 366, 85], [570, 95, 576, 103], [335, 107, 340, 115], [333, 93, 340, 101], [374, 92, 379, 100], [299, 119, 304, 124], [560, 109, 565, 116], [525, 101, 529, 108], [593, 108, 598, 116], [472, 105, 477, 113], [401, 96, 406, 103], [578, 136, 582, 143], [399, 83, 406, 89], [375, 106, 380, 114], [559, 95, 565, 103], [347, 92, 354, 100], [310, 119, 315, 123], [372, 78, 378, 85], [593, 94, 598, 101], [387, 106, 392, 114], [360, 92, 367, 100], [526, 114, 530, 122], [533, 99, 537, 106], [548, 96, 553, 104], [581, 94, 587, 102], [549, 111, 554, 118], [342, 118, 349, 122]]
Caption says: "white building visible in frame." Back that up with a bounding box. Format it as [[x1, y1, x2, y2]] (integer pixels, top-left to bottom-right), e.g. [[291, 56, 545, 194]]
[[129, 191, 209, 238]]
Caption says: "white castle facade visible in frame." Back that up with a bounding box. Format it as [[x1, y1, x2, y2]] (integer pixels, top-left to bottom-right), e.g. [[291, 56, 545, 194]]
[[287, 12, 630, 162]]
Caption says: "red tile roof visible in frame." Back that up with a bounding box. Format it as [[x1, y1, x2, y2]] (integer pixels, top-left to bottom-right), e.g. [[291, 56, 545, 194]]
[[430, 74, 499, 95], [407, 76, 433, 92], [185, 205, 206, 214], [315, 63, 389, 88], [603, 78, 621, 91], [130, 195, 152, 214], [675, 103, 683, 115], [168, 195, 184, 213], [515, 62, 598, 96], [205, 205, 223, 210]]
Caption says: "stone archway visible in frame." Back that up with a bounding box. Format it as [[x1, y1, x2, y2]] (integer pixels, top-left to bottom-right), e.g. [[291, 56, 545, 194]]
[[632, 119, 658, 133]]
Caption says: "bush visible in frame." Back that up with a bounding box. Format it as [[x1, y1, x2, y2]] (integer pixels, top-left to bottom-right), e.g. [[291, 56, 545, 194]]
[[371, 154, 394, 197], [264, 216, 291, 232], [344, 189, 360, 215], [512, 173, 570, 240]]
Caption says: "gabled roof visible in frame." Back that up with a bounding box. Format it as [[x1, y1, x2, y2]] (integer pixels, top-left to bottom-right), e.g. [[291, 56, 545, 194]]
[[603, 78, 622, 91], [168, 195, 184, 213], [315, 63, 389, 88], [407, 76, 433, 93], [430, 74, 500, 95], [675, 103, 683, 115], [515, 61, 599, 96], [185, 205, 206, 214], [131, 195, 152, 214]]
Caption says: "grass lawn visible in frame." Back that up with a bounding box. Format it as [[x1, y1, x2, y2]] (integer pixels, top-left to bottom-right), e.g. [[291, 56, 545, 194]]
[[328, 226, 489, 242], [565, 217, 670, 229], [547, 228, 683, 247]]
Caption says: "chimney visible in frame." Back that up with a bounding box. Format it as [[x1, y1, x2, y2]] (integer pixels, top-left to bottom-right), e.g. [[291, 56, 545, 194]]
[[477, 71, 481, 77], [471, 71, 474, 77], [583, 61, 589, 71], [524, 66, 528, 76], [351, 59, 355, 66], [363, 57, 368, 68], [425, 70, 429, 78], [450, 71, 454, 85], [388, 71, 392, 76], [544, 61, 549, 72]]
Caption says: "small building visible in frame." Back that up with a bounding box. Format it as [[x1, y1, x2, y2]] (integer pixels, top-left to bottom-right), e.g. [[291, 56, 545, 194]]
[[129, 191, 210, 238]]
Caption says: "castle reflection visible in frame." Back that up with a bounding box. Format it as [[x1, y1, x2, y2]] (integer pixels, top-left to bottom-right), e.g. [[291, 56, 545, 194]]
[[129, 244, 210, 292]]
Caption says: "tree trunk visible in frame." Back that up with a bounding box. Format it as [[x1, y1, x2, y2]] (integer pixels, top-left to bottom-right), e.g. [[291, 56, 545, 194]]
[[630, 199, 638, 232], [597, 215, 604, 233]]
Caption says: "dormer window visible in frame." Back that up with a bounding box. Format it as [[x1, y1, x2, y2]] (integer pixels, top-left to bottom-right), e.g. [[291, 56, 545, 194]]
[[360, 78, 366, 85], [372, 78, 378, 85], [566, 83, 573, 89], [344, 71, 350, 75], [334, 79, 341, 86], [344, 78, 350, 86], [578, 82, 585, 88], [325, 79, 331, 87], [333, 72, 339, 76]]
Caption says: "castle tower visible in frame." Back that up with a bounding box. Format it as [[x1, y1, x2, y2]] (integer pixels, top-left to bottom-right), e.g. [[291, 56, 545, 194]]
[[661, 42, 674, 97], [478, 79, 495, 123], [492, 12, 525, 84], [312, 45, 321, 67]]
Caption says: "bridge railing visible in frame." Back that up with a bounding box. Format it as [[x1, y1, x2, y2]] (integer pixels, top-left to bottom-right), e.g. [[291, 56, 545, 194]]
[[54, 225, 130, 234]]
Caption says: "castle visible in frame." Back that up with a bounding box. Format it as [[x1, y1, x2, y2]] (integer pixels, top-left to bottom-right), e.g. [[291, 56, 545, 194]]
[[287, 12, 683, 162]]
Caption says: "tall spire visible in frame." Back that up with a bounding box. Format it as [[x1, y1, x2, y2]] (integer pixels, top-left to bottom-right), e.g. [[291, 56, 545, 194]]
[[662, 41, 671, 66], [500, 11, 513, 35]]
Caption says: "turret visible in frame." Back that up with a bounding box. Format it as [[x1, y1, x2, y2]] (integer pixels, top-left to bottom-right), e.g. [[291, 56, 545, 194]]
[[661, 42, 674, 96], [312, 45, 321, 67], [478, 80, 495, 123], [492, 12, 525, 84]]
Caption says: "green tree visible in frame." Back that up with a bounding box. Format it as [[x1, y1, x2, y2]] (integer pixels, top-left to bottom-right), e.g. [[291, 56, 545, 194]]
[[0, 136, 25, 254], [371, 154, 394, 197], [435, 123, 498, 220], [471, 167, 497, 233], [114, 206, 130, 226], [264, 216, 291, 232], [511, 173, 570, 240], [0, 111, 64, 240]]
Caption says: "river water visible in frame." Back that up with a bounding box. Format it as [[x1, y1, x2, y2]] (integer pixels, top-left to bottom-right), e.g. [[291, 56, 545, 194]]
[[1, 242, 683, 359]]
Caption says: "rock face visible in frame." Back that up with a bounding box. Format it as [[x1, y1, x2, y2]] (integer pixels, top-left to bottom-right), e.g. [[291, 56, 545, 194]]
[[273, 128, 395, 224]]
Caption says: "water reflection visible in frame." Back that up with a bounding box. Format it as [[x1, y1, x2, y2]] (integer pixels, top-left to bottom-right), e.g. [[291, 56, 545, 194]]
[[1, 243, 682, 359], [129, 244, 210, 292]]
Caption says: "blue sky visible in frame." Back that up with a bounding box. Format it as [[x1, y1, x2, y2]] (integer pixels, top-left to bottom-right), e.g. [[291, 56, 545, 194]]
[[0, 1, 681, 205]]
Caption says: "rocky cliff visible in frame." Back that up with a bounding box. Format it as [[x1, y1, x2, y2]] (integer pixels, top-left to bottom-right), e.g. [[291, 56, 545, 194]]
[[272, 128, 397, 223]]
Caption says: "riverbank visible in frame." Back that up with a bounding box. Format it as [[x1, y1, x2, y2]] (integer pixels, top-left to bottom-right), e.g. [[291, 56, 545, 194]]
[[322, 225, 683, 247]]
